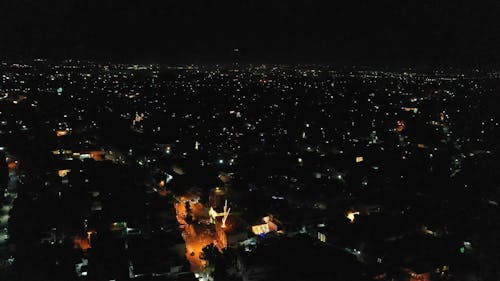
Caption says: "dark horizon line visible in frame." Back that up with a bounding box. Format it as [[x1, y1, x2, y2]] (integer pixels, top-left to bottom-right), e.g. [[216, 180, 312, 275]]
[[1, 56, 499, 72]]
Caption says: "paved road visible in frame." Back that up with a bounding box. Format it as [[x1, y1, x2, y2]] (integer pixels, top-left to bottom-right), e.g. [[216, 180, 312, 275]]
[[174, 201, 224, 272]]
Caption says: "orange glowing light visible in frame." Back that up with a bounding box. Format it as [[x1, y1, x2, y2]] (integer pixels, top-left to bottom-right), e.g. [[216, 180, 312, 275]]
[[402, 107, 418, 113], [74, 235, 91, 251], [396, 120, 406, 133], [439, 112, 446, 121], [89, 151, 105, 161], [58, 169, 71, 177], [174, 199, 227, 272], [7, 162, 17, 170], [56, 130, 69, 137]]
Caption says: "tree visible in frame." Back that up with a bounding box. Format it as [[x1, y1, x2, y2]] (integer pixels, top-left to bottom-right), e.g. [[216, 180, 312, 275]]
[[184, 201, 194, 224], [200, 243, 227, 281]]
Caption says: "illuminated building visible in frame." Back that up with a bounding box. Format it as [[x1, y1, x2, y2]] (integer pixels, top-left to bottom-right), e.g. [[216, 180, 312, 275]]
[[58, 169, 71, 177], [251, 216, 278, 236], [209, 200, 231, 228], [402, 107, 419, 113], [56, 129, 69, 137], [346, 211, 360, 223], [317, 232, 327, 242]]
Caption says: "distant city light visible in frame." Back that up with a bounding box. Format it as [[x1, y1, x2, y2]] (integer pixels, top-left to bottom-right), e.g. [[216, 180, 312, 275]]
[[346, 211, 360, 223]]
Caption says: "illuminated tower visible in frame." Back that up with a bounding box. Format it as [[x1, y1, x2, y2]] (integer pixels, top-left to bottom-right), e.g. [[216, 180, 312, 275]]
[[209, 200, 230, 228], [221, 200, 230, 228]]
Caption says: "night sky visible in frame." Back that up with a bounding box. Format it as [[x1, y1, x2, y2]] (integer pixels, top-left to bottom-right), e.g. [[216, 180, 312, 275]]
[[1, 0, 499, 66]]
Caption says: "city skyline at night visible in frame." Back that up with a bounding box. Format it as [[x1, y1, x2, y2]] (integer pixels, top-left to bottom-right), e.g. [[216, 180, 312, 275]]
[[1, 2, 500, 281]]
